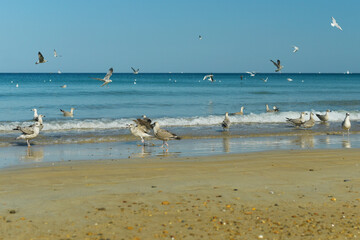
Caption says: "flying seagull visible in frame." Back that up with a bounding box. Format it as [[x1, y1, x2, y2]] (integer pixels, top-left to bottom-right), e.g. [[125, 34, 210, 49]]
[[261, 77, 268, 82], [54, 49, 62, 57], [35, 52, 47, 64], [246, 71, 256, 77], [199, 35, 202, 40], [270, 59, 283, 72], [203, 74, 215, 82], [331, 17, 343, 31], [92, 68, 113, 87], [131, 67, 139, 74], [293, 46, 299, 53]]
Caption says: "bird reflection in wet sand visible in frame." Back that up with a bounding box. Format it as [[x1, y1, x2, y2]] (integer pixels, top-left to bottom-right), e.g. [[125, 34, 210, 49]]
[[156, 150, 180, 157], [342, 139, 351, 149], [131, 145, 152, 158], [20, 147, 44, 162], [293, 135, 315, 149], [222, 137, 230, 153]]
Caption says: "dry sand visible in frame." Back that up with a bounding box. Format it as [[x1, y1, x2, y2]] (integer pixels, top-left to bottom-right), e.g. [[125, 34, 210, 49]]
[[0, 149, 360, 239]]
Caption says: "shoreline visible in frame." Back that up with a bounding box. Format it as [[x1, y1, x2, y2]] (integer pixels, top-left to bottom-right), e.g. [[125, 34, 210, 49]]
[[1, 149, 360, 239]]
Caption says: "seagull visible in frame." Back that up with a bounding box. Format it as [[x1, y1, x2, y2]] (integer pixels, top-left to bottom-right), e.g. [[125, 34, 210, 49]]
[[266, 104, 279, 113], [133, 115, 153, 131], [230, 106, 245, 115], [331, 17, 343, 31], [293, 46, 299, 53], [152, 122, 181, 148], [199, 35, 202, 40], [316, 110, 331, 122], [54, 49, 62, 57], [128, 124, 152, 145], [342, 113, 351, 136], [32, 108, 39, 121], [35, 52, 47, 64], [60, 108, 75, 117], [300, 113, 316, 128], [60, 85, 67, 88], [221, 112, 231, 131], [246, 71, 256, 77], [131, 67, 139, 74], [270, 59, 283, 72], [287, 78, 293, 82], [261, 77, 268, 82], [14, 115, 45, 134], [203, 74, 215, 82], [16, 122, 41, 147], [16, 83, 19, 88], [91, 68, 113, 87], [286, 112, 307, 126]]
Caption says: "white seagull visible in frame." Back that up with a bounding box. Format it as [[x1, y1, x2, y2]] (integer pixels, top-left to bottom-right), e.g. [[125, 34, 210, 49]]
[[246, 71, 256, 77], [92, 68, 113, 87], [331, 17, 343, 31], [287, 78, 293, 82], [35, 52, 47, 64], [342, 113, 351, 136], [131, 67, 139, 74], [270, 59, 283, 72], [54, 49, 62, 57], [293, 46, 299, 53], [16, 122, 41, 147], [203, 74, 215, 82]]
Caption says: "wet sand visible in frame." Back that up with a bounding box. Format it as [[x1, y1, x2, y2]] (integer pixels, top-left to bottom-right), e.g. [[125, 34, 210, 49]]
[[1, 149, 360, 239]]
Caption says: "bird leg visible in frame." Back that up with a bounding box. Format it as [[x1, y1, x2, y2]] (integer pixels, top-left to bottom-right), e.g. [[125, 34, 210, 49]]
[[27, 140, 31, 148]]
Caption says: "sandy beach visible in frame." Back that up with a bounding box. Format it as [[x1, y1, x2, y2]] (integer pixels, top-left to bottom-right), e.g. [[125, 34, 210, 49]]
[[0, 149, 359, 239]]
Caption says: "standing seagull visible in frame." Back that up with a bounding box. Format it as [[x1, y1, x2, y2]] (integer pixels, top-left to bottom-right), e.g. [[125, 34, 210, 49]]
[[32, 108, 39, 121], [35, 52, 47, 64], [266, 104, 279, 113], [270, 59, 283, 72], [286, 112, 307, 126], [300, 113, 316, 129], [152, 122, 181, 148], [203, 74, 215, 82], [128, 124, 152, 145], [293, 46, 299, 53], [131, 67, 139, 74], [331, 17, 343, 31], [91, 68, 113, 87], [342, 113, 351, 136], [60, 108, 75, 117], [16, 122, 41, 147], [316, 109, 331, 122], [54, 49, 62, 57], [221, 112, 231, 131]]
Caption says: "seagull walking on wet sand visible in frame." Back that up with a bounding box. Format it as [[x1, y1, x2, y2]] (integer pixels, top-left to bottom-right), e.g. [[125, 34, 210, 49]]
[[270, 59, 283, 72], [316, 110, 331, 122], [203, 74, 215, 82], [331, 17, 343, 31], [128, 123, 152, 145], [60, 108, 75, 117], [131, 67, 139, 74], [35, 52, 47, 64], [16, 122, 41, 147], [342, 113, 351, 136], [300, 113, 316, 129], [152, 122, 181, 148], [286, 112, 307, 127], [266, 104, 279, 113], [91, 68, 113, 87], [221, 112, 231, 131]]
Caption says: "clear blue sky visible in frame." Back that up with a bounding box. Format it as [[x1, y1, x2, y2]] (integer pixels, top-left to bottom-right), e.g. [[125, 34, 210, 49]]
[[0, 0, 359, 73]]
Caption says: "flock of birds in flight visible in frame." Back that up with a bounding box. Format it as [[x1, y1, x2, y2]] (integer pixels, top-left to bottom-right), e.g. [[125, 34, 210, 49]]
[[13, 17, 350, 148]]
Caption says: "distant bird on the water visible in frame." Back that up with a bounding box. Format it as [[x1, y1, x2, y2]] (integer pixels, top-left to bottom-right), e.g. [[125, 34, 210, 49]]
[[16, 83, 19, 88], [230, 106, 245, 116], [131, 67, 139, 74], [316, 109, 331, 122], [60, 108, 75, 117], [60, 85, 67, 88], [203, 74, 215, 82], [331, 17, 343, 31], [342, 113, 351, 135], [287, 78, 293, 82], [54, 49, 62, 57], [16, 122, 41, 147], [35, 52, 47, 64], [221, 112, 231, 131], [286, 112, 307, 127], [92, 68, 113, 87], [293, 46, 299, 53], [300, 113, 316, 129], [266, 104, 279, 113], [152, 122, 181, 148], [128, 123, 152, 145], [270, 59, 283, 72]]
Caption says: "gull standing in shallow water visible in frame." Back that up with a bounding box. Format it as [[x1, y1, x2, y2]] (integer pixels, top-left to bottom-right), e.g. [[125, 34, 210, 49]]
[[14, 115, 45, 134], [266, 104, 279, 113], [16, 122, 41, 147], [152, 122, 181, 148], [342, 113, 351, 136], [60, 108, 75, 117], [91, 68, 113, 87], [331, 17, 343, 31], [35, 52, 47, 64], [286, 112, 307, 127], [128, 124, 152, 145], [221, 112, 231, 131], [230, 106, 245, 115], [270, 59, 283, 72], [32, 108, 39, 121], [300, 113, 316, 129], [316, 109, 331, 122]]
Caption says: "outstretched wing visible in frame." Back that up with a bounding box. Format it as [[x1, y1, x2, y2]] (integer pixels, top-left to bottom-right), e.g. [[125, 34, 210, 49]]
[[131, 67, 136, 72], [270, 60, 278, 67], [104, 68, 113, 80], [38, 52, 44, 62], [101, 82, 109, 87], [91, 77, 105, 82], [277, 59, 281, 66]]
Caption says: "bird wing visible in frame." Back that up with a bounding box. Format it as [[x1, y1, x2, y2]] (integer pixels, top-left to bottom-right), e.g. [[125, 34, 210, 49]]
[[101, 82, 109, 87], [54, 49, 57, 57], [277, 59, 281, 66], [91, 77, 105, 82], [158, 128, 177, 139], [270, 60, 278, 67], [38, 52, 44, 62], [104, 68, 113, 80], [203, 74, 212, 80], [331, 17, 336, 24], [337, 24, 343, 31], [131, 67, 136, 73]]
